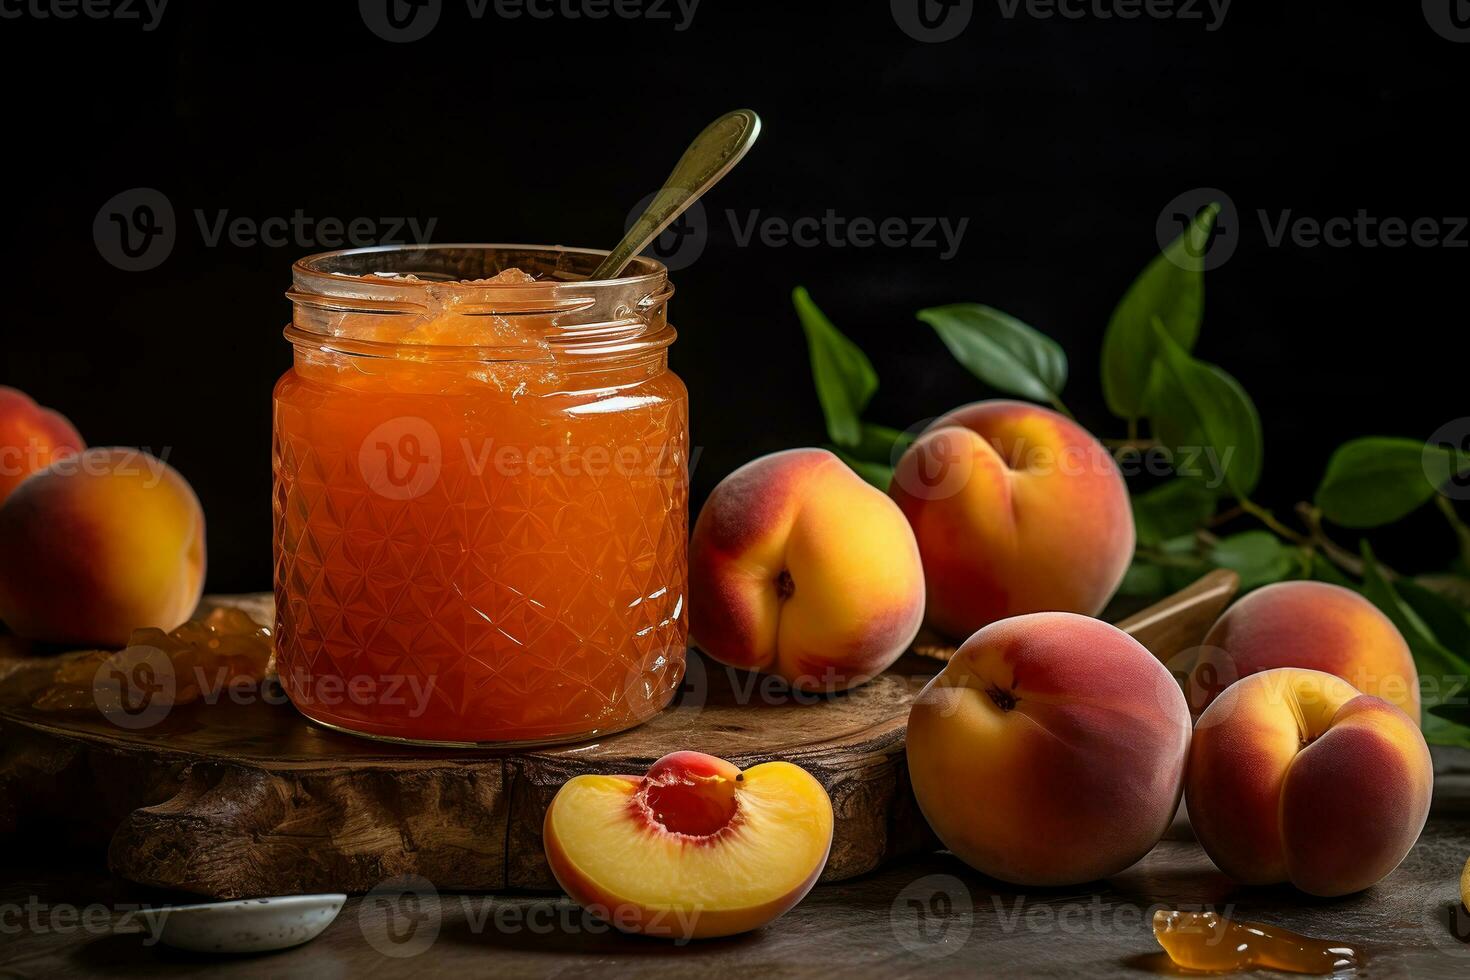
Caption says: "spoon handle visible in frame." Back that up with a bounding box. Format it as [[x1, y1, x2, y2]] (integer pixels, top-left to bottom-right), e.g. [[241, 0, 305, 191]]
[[592, 109, 762, 281]]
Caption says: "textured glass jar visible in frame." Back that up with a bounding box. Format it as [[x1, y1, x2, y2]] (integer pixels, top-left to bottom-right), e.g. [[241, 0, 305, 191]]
[[273, 244, 688, 746]]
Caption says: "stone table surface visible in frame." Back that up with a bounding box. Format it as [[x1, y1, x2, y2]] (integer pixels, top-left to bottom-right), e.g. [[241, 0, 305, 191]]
[[2, 820, 1468, 979]]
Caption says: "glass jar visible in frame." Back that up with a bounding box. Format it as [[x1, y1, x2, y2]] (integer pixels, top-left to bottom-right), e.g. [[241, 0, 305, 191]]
[[273, 244, 688, 746]]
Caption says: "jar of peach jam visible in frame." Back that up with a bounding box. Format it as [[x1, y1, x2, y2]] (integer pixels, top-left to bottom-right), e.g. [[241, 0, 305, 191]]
[[273, 244, 688, 746]]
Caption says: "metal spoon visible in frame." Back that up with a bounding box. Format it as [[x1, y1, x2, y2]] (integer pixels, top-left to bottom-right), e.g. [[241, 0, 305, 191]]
[[591, 108, 762, 281], [113, 893, 346, 954]]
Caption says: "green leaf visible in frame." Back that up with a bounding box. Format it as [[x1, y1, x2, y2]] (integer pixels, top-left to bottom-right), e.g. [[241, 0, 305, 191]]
[[1206, 531, 1295, 591], [1118, 559, 1174, 598], [1413, 573, 1470, 609], [1101, 204, 1218, 420], [828, 446, 894, 491], [1397, 577, 1470, 660], [1132, 479, 1218, 547], [1315, 438, 1464, 528], [793, 286, 878, 448], [1423, 710, 1470, 748], [1121, 536, 1209, 598], [1360, 543, 1470, 718], [1306, 553, 1356, 588], [918, 304, 1068, 409], [1363, 558, 1470, 745], [850, 423, 915, 466], [1145, 323, 1264, 499], [1128, 529, 1295, 598]]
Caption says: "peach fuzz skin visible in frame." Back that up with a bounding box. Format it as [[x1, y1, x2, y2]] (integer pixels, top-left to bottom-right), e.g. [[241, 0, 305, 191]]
[[906, 613, 1190, 886], [0, 386, 84, 505], [543, 751, 834, 940], [1187, 668, 1432, 897], [689, 448, 924, 691], [0, 448, 206, 647], [1191, 580, 1421, 723], [889, 400, 1133, 640]]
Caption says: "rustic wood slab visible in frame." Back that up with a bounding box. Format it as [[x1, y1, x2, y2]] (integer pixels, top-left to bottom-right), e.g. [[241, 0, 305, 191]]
[[0, 574, 1238, 900], [7, 820, 1469, 977]]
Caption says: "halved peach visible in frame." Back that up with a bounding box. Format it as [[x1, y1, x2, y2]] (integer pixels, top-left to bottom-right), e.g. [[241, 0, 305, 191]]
[[543, 751, 834, 940]]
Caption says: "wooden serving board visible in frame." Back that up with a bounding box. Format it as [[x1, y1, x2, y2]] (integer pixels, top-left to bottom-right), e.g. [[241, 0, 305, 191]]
[[0, 573, 1239, 901]]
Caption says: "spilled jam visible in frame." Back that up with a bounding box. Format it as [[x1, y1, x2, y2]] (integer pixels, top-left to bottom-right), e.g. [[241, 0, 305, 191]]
[[32, 607, 273, 713], [1152, 910, 1358, 975]]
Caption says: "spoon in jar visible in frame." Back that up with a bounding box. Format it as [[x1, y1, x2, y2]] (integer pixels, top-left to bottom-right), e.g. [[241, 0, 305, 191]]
[[590, 108, 762, 281]]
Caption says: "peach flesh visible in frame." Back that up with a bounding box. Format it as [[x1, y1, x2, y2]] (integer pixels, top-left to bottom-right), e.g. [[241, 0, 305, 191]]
[[543, 751, 834, 940]]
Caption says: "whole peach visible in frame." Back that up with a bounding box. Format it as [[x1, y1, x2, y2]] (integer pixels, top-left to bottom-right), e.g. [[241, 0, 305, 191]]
[[0, 448, 206, 646], [906, 612, 1191, 886], [1189, 581, 1420, 723], [0, 386, 84, 504], [1187, 668, 1431, 896], [689, 449, 925, 692], [889, 400, 1133, 639]]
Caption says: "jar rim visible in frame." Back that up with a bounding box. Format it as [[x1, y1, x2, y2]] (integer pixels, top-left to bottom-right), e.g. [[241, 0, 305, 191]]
[[292, 243, 668, 300], [285, 243, 675, 363]]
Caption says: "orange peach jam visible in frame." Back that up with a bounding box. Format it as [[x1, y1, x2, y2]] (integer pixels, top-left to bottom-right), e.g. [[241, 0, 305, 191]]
[[1153, 910, 1358, 974], [33, 607, 273, 713], [273, 246, 688, 745]]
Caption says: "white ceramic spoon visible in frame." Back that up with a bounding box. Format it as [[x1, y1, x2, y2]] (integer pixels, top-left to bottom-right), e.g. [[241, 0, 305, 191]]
[[114, 893, 345, 954]]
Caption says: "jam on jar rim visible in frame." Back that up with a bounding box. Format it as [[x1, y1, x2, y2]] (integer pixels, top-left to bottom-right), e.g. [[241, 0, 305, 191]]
[[286, 242, 676, 364]]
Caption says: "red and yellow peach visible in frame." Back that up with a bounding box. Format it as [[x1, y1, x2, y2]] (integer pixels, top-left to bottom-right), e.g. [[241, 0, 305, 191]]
[[1188, 581, 1420, 723], [0, 448, 206, 646], [1187, 668, 1431, 896], [689, 448, 925, 691], [906, 612, 1191, 886], [0, 385, 84, 505], [543, 750, 834, 939], [889, 400, 1133, 639]]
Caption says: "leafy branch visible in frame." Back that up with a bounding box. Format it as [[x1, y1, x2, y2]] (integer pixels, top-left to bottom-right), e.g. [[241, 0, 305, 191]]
[[790, 204, 1470, 747]]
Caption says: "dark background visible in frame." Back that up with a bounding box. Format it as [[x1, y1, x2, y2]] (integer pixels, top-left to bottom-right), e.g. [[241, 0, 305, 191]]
[[2, 1, 1465, 591]]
